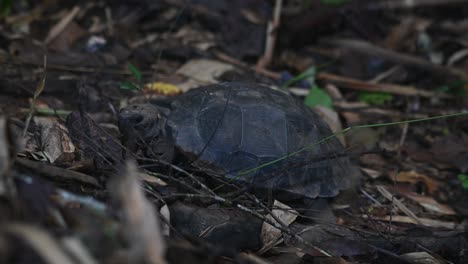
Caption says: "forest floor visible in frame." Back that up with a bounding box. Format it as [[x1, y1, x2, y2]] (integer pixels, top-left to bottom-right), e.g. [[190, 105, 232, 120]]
[[0, 1, 467, 263]]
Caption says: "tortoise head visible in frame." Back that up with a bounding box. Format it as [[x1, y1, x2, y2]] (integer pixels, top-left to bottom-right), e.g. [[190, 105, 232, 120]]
[[118, 104, 170, 151]]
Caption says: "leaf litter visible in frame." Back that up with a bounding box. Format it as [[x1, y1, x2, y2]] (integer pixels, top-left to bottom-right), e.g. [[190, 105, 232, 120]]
[[0, 0, 467, 263]]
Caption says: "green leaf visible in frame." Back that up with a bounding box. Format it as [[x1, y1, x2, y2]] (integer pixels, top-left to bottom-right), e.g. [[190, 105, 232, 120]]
[[458, 174, 468, 189], [358, 91, 393, 105], [0, 0, 12, 17], [120, 82, 140, 91], [304, 85, 333, 109], [127, 63, 142, 81]]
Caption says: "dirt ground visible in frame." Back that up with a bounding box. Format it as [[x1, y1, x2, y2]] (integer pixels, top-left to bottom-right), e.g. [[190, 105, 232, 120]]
[[0, 1, 467, 263]]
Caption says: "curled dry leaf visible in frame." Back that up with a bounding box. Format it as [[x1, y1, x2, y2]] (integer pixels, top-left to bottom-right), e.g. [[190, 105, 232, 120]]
[[34, 117, 76, 164], [176, 59, 234, 91], [259, 200, 298, 254]]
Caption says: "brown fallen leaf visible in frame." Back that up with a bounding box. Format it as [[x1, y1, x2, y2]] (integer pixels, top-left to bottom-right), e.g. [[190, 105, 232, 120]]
[[34, 117, 76, 164], [394, 171, 441, 194], [403, 192, 456, 216]]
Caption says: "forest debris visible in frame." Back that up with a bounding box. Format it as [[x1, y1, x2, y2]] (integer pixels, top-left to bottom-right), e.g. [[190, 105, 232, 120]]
[[369, 0, 468, 10], [376, 185, 422, 225], [239, 252, 274, 264], [22, 55, 46, 138], [61, 237, 98, 264], [45, 6, 81, 45], [317, 72, 451, 98], [394, 171, 441, 194], [136, 171, 167, 187], [0, 118, 9, 187], [3, 223, 78, 264], [143, 82, 182, 96], [403, 192, 456, 215], [160, 204, 170, 236], [361, 167, 382, 179], [363, 215, 458, 229], [65, 111, 122, 171], [49, 21, 87, 51], [176, 59, 234, 90], [170, 201, 262, 251], [34, 117, 76, 164], [109, 161, 166, 264], [327, 39, 468, 80], [313, 105, 345, 145], [430, 134, 468, 172], [256, 0, 282, 70], [259, 200, 298, 254], [400, 252, 444, 264], [346, 127, 384, 151], [15, 158, 100, 187], [55, 189, 106, 213]]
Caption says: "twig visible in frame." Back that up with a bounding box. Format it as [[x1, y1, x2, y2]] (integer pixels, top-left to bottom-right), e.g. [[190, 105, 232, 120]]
[[256, 0, 282, 70], [326, 38, 468, 80], [163, 193, 331, 257], [376, 185, 422, 225], [397, 122, 409, 158], [318, 72, 452, 98], [45, 6, 81, 45], [22, 55, 47, 138], [213, 50, 453, 98], [15, 158, 100, 187]]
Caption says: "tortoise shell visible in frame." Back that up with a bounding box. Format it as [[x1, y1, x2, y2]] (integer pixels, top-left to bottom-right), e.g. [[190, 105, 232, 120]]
[[119, 82, 352, 199]]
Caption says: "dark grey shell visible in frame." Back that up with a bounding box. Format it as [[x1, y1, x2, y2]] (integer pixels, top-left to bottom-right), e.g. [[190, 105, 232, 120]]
[[164, 82, 351, 199]]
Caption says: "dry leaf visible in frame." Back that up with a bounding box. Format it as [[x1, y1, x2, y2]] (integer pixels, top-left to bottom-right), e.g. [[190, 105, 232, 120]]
[[176, 59, 234, 91], [361, 167, 382, 179], [403, 192, 456, 215], [394, 171, 441, 194], [34, 117, 76, 164], [259, 200, 298, 254]]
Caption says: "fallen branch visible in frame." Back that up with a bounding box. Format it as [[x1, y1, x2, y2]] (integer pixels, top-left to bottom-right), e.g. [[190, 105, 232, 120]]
[[15, 158, 100, 187]]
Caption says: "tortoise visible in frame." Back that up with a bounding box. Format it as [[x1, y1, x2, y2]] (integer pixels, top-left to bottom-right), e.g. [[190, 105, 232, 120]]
[[118, 82, 354, 199]]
